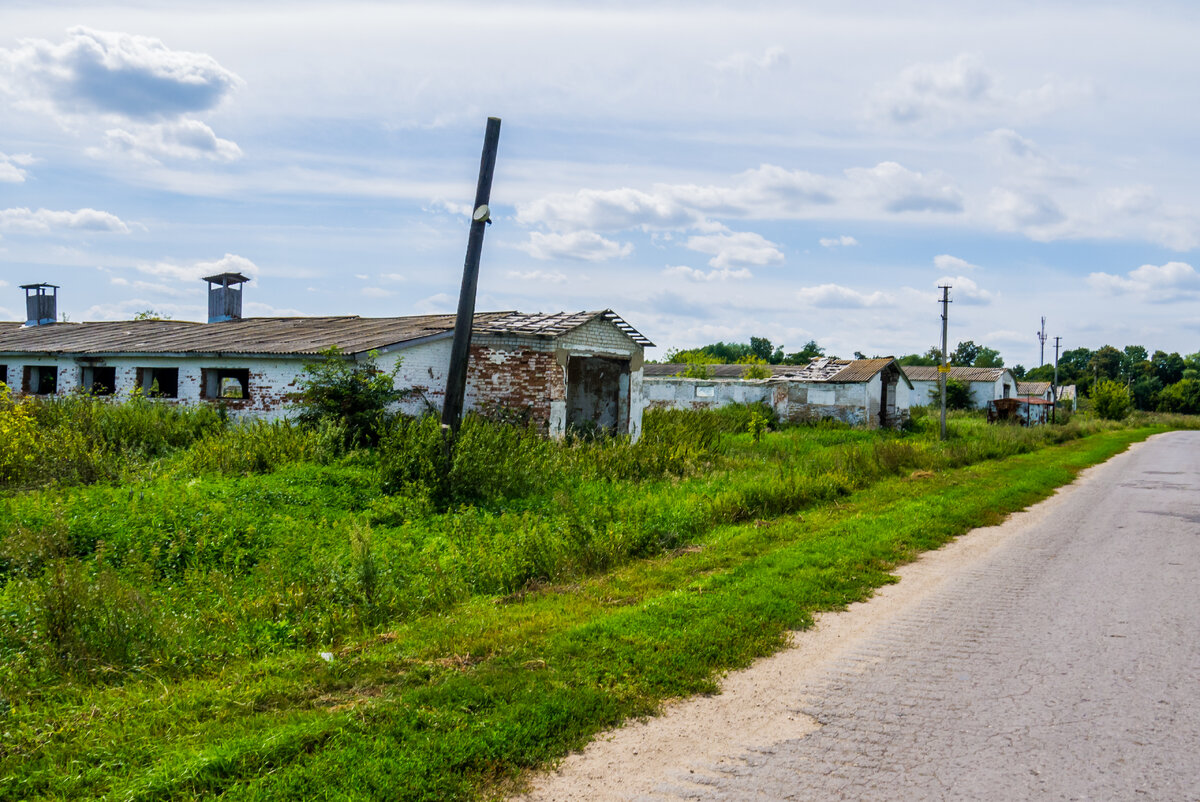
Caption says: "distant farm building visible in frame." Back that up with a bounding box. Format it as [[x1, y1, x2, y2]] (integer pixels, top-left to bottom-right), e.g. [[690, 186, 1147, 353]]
[[902, 366, 1019, 409], [0, 276, 653, 439], [642, 357, 912, 428]]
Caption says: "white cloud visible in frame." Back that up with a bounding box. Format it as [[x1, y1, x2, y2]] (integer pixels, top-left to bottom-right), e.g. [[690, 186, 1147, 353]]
[[517, 186, 702, 233], [0, 27, 242, 121], [795, 283, 899, 309], [936, 275, 994, 305], [0, 207, 130, 234], [136, 253, 260, 282], [870, 53, 1089, 127], [506, 269, 568, 283], [844, 162, 964, 213], [1087, 261, 1200, 303], [984, 129, 1083, 183], [663, 264, 753, 282], [933, 254, 980, 272], [98, 119, 242, 163], [714, 46, 789, 77], [988, 188, 1066, 233], [685, 230, 783, 269], [819, 235, 858, 248], [108, 276, 191, 297], [378, 272, 407, 282], [0, 152, 34, 183], [362, 286, 393, 298], [84, 298, 201, 321], [516, 231, 633, 262]]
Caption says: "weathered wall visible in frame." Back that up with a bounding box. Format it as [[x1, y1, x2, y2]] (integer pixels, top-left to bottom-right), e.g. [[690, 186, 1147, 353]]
[[906, 370, 1018, 410], [643, 375, 904, 428]]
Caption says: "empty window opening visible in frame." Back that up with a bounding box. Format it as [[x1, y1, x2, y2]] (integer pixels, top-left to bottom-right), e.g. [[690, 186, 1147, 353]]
[[1003, 383, 1011, 398], [0, 364, 7, 387], [566, 356, 630, 436], [137, 367, 179, 398], [23, 365, 58, 395], [82, 365, 117, 396], [202, 368, 250, 400]]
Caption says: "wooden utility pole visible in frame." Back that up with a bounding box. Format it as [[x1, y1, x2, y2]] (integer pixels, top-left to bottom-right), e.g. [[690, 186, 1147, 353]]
[[939, 284, 952, 441], [1052, 336, 1062, 424], [442, 117, 501, 437]]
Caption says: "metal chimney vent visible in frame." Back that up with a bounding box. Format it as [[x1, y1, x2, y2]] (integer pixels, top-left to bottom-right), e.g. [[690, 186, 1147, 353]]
[[204, 272, 250, 323], [20, 283, 59, 327]]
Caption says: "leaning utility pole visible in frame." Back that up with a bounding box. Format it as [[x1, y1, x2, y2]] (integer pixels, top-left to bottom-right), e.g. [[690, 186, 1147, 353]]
[[442, 117, 502, 437], [1052, 336, 1062, 424], [1037, 316, 1048, 366], [939, 284, 952, 441]]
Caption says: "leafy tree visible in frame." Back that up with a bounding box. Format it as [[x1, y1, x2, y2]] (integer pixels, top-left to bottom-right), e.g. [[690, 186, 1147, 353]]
[[663, 348, 727, 364], [1022, 364, 1055, 382], [1157, 378, 1200, 414], [291, 346, 407, 446], [950, 340, 980, 366], [749, 336, 784, 364], [1058, 347, 1094, 382], [853, 350, 868, 360], [1121, 345, 1148, 380], [897, 347, 942, 367], [1151, 350, 1186, 386], [1130, 375, 1163, 411], [1091, 379, 1131, 420], [782, 340, 825, 365], [973, 346, 1004, 368], [133, 309, 172, 321], [1089, 346, 1122, 382], [1010, 364, 1027, 379], [929, 377, 973, 410]]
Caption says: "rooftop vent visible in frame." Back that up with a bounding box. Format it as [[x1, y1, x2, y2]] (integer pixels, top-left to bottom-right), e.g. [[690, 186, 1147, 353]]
[[204, 272, 250, 323], [20, 283, 58, 327]]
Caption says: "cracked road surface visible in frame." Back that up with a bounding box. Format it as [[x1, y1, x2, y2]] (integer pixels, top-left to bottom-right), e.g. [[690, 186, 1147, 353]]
[[518, 431, 1200, 801]]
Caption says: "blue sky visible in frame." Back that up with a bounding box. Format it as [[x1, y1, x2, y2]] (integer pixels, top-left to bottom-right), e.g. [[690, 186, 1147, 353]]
[[2, 1, 1199, 368]]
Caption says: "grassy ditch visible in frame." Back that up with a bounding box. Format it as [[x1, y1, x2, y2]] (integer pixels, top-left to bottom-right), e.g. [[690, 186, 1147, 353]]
[[0, 418, 1165, 800]]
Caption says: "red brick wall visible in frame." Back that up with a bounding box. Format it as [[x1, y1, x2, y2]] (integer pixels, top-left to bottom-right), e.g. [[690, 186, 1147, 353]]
[[465, 345, 559, 424]]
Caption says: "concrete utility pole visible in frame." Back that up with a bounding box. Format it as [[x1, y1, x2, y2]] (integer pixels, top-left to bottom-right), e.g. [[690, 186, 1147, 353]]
[[1037, 316, 1048, 367], [1052, 336, 1062, 424], [442, 117, 501, 438], [939, 285, 952, 441]]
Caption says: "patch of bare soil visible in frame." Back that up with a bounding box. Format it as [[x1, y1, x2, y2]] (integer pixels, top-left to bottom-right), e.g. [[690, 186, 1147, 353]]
[[512, 447, 1136, 801]]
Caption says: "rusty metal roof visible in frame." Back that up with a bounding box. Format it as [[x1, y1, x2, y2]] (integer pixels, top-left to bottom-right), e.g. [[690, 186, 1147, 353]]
[[644, 357, 908, 386], [903, 366, 1010, 382], [0, 309, 652, 357]]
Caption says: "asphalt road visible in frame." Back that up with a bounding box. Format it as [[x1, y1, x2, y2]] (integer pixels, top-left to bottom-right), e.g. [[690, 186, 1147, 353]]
[[657, 430, 1200, 801]]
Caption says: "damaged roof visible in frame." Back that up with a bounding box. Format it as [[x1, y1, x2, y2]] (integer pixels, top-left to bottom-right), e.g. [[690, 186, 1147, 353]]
[[1017, 381, 1053, 396], [902, 366, 1011, 382], [644, 357, 910, 386], [0, 309, 653, 357]]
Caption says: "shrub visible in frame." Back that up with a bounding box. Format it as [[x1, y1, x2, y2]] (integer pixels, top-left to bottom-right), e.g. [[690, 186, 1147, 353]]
[[1092, 379, 1131, 420], [737, 356, 772, 379], [0, 386, 36, 484], [291, 347, 407, 447], [1156, 379, 1200, 415]]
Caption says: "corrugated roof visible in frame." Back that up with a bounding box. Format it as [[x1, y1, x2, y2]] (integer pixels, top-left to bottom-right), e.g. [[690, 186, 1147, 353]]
[[903, 365, 1009, 382], [1018, 381, 1053, 396], [0, 309, 653, 356], [644, 357, 906, 385]]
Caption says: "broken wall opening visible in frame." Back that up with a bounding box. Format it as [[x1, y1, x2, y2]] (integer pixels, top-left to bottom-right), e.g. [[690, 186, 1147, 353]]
[[566, 356, 629, 435], [82, 365, 117, 396], [23, 365, 58, 395], [137, 367, 179, 398]]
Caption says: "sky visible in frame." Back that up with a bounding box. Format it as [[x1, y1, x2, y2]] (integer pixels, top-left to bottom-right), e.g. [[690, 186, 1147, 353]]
[[2, 1, 1199, 369]]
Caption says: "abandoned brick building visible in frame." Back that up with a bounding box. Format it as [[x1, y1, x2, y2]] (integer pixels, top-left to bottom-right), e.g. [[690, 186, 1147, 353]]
[[0, 276, 654, 439]]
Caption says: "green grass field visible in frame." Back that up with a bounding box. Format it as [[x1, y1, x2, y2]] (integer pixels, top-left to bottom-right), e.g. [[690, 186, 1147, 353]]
[[0, 397, 1190, 800]]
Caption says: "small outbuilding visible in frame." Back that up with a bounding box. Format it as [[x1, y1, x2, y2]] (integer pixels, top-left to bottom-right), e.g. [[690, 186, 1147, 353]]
[[0, 276, 654, 440], [902, 366, 1019, 409], [643, 357, 913, 428]]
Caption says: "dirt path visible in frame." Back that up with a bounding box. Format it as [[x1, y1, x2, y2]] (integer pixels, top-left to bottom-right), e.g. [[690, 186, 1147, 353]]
[[513, 436, 1163, 801]]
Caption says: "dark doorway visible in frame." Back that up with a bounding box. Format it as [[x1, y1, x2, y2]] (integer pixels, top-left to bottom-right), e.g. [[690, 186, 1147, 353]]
[[566, 356, 630, 435]]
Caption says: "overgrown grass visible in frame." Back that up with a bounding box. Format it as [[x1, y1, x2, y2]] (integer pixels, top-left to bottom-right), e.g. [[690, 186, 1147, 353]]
[[0, 398, 1196, 800]]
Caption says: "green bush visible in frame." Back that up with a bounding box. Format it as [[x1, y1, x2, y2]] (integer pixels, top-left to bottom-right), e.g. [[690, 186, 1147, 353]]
[[290, 347, 407, 447], [1092, 379, 1132, 420], [1156, 378, 1200, 414]]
